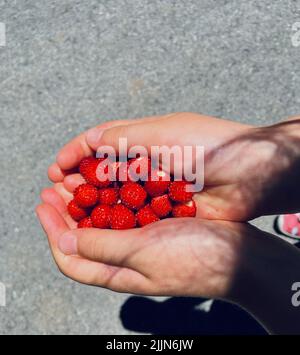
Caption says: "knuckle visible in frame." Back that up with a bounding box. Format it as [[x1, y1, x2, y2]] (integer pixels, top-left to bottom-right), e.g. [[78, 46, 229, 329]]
[[102, 125, 127, 145]]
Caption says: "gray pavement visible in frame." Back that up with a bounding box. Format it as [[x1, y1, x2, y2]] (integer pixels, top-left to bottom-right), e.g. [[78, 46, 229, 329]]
[[0, 0, 299, 335]]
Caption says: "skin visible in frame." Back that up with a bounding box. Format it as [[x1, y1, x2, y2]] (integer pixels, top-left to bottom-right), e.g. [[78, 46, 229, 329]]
[[37, 112, 300, 334]]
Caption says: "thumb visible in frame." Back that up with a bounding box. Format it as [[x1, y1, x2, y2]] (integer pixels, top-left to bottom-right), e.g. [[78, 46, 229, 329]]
[[58, 228, 145, 268], [86, 114, 171, 153]]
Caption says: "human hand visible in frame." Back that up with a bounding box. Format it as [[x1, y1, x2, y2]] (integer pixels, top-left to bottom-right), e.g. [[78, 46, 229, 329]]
[[36, 186, 300, 335], [48, 112, 300, 221], [38, 113, 300, 335], [37, 187, 254, 299], [47, 112, 254, 221]]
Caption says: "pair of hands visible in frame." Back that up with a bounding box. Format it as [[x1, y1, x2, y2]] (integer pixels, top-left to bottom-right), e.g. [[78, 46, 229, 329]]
[[36, 112, 298, 302]]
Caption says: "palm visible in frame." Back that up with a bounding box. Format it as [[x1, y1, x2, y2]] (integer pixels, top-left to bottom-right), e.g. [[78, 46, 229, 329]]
[[37, 182, 248, 298], [122, 217, 245, 298]]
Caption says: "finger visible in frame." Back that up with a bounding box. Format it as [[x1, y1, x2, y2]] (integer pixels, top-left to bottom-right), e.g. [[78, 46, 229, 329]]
[[86, 115, 171, 151], [56, 119, 145, 172], [48, 163, 79, 183], [36, 203, 112, 283], [40, 187, 76, 229], [36, 203, 70, 249], [56, 131, 94, 171], [57, 227, 146, 270], [36, 204, 151, 293], [48, 163, 65, 183], [53, 183, 74, 203], [64, 174, 85, 193], [41, 188, 68, 215]]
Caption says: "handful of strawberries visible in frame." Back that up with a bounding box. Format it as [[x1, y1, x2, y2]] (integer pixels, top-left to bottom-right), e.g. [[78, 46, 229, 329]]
[[68, 156, 197, 230]]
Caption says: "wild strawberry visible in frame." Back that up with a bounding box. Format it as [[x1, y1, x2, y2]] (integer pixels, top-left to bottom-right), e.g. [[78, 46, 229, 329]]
[[79, 157, 111, 188], [120, 182, 147, 210], [98, 188, 119, 206], [71, 155, 198, 229], [144, 169, 171, 197], [78, 217, 93, 229], [172, 200, 197, 218], [68, 200, 88, 222], [74, 184, 99, 208], [150, 195, 172, 218], [168, 181, 194, 203], [136, 205, 160, 227], [91, 205, 111, 229], [110, 204, 136, 230]]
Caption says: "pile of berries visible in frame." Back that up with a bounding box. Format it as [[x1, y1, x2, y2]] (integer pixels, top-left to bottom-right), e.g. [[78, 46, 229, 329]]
[[68, 156, 197, 230]]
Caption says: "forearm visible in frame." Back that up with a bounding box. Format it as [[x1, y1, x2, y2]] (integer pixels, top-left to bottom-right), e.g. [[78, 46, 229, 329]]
[[229, 226, 300, 334]]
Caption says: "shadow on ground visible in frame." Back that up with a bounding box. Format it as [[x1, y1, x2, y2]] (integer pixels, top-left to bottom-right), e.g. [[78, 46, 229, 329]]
[[120, 297, 267, 335]]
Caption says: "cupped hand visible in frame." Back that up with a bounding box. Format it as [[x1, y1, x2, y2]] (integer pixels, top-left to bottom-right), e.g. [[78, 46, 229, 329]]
[[37, 186, 253, 299], [49, 112, 300, 221], [48, 112, 259, 221], [38, 113, 300, 333]]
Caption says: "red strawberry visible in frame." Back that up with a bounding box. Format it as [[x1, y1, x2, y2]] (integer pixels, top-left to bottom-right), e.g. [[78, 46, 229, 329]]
[[78, 217, 93, 229], [91, 205, 111, 229], [74, 184, 99, 208], [72, 156, 198, 229], [110, 204, 136, 230], [68, 200, 88, 222], [79, 157, 111, 188], [144, 169, 171, 197], [120, 182, 147, 210], [168, 181, 194, 203], [150, 194, 172, 218], [136, 205, 160, 227], [98, 188, 119, 206], [172, 200, 197, 218]]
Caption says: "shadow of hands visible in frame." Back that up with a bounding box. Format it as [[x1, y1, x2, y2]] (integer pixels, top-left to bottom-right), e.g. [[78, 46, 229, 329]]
[[120, 296, 266, 335]]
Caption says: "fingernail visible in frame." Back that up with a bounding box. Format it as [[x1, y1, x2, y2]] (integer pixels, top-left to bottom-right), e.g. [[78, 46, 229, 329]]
[[58, 233, 78, 255], [87, 127, 104, 146]]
